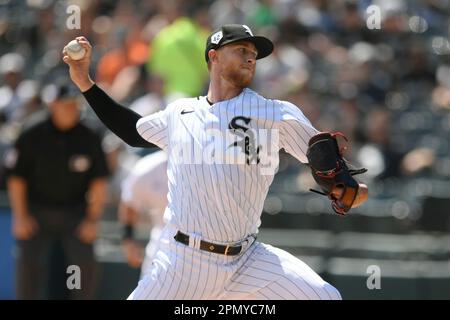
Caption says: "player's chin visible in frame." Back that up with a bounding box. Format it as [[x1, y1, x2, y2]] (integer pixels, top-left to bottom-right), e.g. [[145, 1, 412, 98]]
[[236, 70, 254, 87], [241, 67, 254, 76]]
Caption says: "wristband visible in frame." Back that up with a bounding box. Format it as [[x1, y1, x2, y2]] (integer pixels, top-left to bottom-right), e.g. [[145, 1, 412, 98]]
[[123, 224, 135, 240]]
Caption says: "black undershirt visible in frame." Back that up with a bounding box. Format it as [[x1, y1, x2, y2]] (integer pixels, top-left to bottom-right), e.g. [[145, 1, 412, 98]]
[[82, 84, 156, 148]]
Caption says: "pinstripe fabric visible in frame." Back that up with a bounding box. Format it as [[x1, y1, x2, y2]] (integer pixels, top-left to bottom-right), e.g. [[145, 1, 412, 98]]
[[130, 89, 340, 300], [136, 110, 169, 150], [128, 224, 341, 300], [136, 90, 318, 243]]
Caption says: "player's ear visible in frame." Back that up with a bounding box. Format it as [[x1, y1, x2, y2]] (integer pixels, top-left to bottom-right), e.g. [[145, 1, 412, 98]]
[[208, 49, 218, 63]]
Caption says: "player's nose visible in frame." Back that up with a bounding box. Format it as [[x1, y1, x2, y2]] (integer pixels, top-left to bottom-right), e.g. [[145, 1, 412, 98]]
[[246, 56, 256, 66]]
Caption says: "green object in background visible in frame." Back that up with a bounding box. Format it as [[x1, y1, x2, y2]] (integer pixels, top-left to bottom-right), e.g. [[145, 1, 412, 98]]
[[247, 2, 278, 28], [148, 18, 209, 98]]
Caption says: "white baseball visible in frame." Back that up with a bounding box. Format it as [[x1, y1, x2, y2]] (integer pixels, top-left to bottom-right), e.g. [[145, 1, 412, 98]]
[[65, 40, 86, 60]]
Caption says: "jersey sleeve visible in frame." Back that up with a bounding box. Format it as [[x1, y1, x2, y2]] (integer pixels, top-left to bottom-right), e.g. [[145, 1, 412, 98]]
[[136, 109, 169, 150], [278, 101, 320, 163]]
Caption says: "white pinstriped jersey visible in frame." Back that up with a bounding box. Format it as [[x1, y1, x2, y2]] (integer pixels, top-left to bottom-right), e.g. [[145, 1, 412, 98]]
[[136, 88, 319, 243]]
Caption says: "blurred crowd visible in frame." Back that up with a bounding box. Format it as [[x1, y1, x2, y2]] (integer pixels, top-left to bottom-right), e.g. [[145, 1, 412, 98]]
[[0, 0, 449, 214]]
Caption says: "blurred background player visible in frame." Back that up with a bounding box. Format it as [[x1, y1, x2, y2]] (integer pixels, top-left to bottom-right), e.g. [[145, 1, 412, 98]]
[[118, 150, 168, 278], [4, 81, 109, 299]]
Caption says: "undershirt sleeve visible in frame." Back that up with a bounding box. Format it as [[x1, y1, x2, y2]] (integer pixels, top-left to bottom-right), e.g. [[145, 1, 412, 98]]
[[82, 84, 158, 148]]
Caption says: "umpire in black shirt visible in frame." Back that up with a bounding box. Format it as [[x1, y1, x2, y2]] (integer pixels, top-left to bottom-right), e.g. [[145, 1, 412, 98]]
[[5, 81, 109, 299]]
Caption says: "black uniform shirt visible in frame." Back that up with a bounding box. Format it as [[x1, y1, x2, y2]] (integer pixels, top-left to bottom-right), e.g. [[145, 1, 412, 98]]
[[7, 117, 109, 207]]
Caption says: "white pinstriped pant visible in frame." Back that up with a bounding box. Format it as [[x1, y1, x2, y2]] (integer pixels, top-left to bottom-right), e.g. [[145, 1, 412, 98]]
[[128, 224, 341, 300]]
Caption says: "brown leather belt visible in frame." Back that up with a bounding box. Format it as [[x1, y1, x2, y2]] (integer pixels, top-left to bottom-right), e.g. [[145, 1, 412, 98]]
[[174, 231, 243, 256]]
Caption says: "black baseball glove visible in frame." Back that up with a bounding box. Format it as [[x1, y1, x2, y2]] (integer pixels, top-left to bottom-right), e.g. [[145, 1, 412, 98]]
[[306, 132, 367, 215]]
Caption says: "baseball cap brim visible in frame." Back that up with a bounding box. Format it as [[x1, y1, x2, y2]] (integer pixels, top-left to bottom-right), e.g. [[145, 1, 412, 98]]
[[206, 36, 274, 62], [220, 35, 274, 60]]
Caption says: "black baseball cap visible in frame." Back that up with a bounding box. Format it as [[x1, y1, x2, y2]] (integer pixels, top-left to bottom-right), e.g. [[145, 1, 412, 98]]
[[55, 82, 80, 100], [42, 80, 80, 104], [205, 24, 274, 62]]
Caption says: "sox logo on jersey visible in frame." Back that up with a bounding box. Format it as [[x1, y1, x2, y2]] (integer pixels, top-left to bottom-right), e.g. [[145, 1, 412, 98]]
[[228, 116, 261, 165], [168, 113, 274, 171]]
